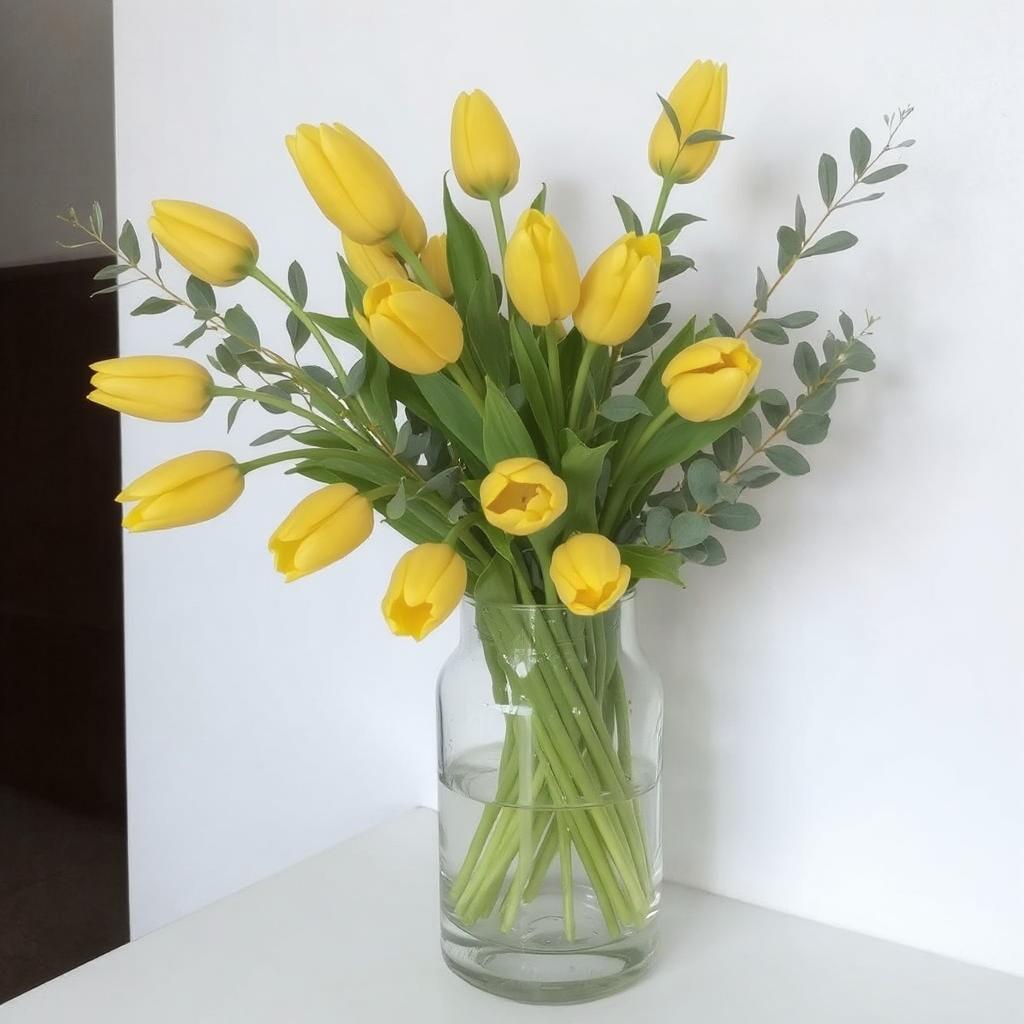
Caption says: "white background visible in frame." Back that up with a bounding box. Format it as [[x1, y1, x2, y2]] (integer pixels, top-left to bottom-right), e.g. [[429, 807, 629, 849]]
[[113, 0, 1023, 975]]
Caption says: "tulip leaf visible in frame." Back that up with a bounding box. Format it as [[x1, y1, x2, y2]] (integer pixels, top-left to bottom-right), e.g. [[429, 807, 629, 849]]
[[482, 379, 537, 465], [818, 153, 838, 206], [508, 319, 558, 461], [684, 129, 733, 145], [618, 545, 684, 587], [130, 297, 176, 316], [598, 394, 651, 424], [309, 313, 365, 351], [361, 346, 397, 447], [443, 177, 509, 385], [415, 371, 486, 470], [287, 261, 308, 307], [708, 502, 760, 531], [386, 479, 407, 520], [118, 220, 140, 264], [300, 451, 404, 488], [800, 231, 858, 259], [613, 195, 643, 235], [670, 511, 710, 549], [561, 429, 614, 533], [765, 445, 810, 475], [862, 163, 907, 185], [656, 93, 682, 140], [473, 554, 518, 603], [849, 127, 872, 176]]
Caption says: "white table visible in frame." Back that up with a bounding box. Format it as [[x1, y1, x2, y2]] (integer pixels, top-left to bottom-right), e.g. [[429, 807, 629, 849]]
[[3, 808, 1022, 1021]]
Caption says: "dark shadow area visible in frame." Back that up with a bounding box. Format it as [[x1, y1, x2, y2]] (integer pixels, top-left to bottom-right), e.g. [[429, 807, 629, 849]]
[[0, 258, 128, 1002]]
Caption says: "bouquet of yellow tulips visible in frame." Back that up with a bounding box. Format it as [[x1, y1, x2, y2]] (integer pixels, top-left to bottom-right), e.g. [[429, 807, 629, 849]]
[[63, 59, 913, 967]]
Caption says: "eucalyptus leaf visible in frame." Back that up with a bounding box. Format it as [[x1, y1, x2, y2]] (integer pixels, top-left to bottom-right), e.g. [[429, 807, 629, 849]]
[[130, 297, 176, 316], [713, 428, 743, 470], [793, 341, 820, 387], [250, 429, 292, 447], [708, 502, 760, 531], [777, 310, 818, 329], [849, 127, 872, 176], [643, 506, 672, 547], [686, 458, 720, 507], [386, 480, 407, 520], [801, 231, 857, 259], [613, 195, 643, 234], [670, 511, 710, 548], [740, 411, 762, 448], [786, 414, 830, 445], [750, 319, 789, 345], [765, 444, 810, 475], [224, 304, 260, 345], [735, 465, 780, 489], [755, 267, 769, 312], [286, 312, 310, 352], [712, 313, 736, 337], [818, 153, 838, 206], [288, 261, 308, 306], [118, 220, 140, 264], [186, 275, 216, 313], [685, 129, 733, 145], [599, 394, 651, 423], [656, 93, 682, 139]]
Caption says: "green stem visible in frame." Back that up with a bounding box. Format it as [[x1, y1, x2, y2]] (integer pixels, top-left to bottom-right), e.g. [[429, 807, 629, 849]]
[[210, 385, 354, 441], [558, 816, 576, 941], [238, 448, 311, 474], [611, 404, 675, 483], [389, 232, 439, 295], [488, 194, 508, 271], [649, 176, 674, 233], [544, 326, 565, 423], [567, 342, 598, 430], [447, 362, 485, 414]]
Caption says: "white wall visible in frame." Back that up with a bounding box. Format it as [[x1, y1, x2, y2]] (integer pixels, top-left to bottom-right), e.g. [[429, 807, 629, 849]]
[[114, 0, 1024, 974], [1, 0, 114, 267]]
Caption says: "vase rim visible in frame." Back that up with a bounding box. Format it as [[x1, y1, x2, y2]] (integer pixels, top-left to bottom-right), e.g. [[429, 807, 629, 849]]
[[463, 588, 636, 613]]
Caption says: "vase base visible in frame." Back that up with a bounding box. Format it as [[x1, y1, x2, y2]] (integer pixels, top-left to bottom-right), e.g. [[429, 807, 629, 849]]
[[440, 908, 658, 1005]]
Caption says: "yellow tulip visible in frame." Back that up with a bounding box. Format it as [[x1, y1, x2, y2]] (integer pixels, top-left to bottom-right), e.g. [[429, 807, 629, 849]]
[[398, 195, 428, 254], [361, 278, 463, 374], [382, 543, 467, 640], [661, 337, 761, 421], [574, 233, 662, 346], [87, 355, 212, 422], [450, 90, 520, 199], [480, 457, 568, 536], [550, 534, 631, 616], [420, 234, 454, 298], [342, 234, 407, 287], [285, 123, 406, 244], [649, 60, 728, 183], [504, 210, 580, 326], [269, 483, 373, 582], [117, 451, 243, 533], [148, 200, 258, 286]]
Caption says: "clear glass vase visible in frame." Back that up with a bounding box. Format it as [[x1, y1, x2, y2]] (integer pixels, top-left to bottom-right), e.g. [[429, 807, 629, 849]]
[[437, 591, 663, 1004]]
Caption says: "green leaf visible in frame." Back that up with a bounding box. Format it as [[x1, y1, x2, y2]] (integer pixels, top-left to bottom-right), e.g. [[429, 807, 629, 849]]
[[659, 254, 695, 282], [386, 479, 407, 520], [849, 127, 871, 176], [483, 379, 536, 465], [755, 267, 769, 312], [226, 398, 243, 432], [839, 312, 855, 341], [93, 263, 133, 280], [339, 355, 367, 398], [834, 192, 884, 210], [508, 319, 557, 459], [643, 506, 672, 547], [287, 312, 311, 352], [223, 304, 260, 345], [647, 302, 671, 325], [656, 93, 682, 139], [735, 465, 780, 489], [795, 195, 807, 241], [186, 275, 216, 313], [250, 428, 292, 446], [310, 313, 365, 351], [708, 502, 760, 531], [686, 458, 720, 506], [750, 319, 789, 345], [712, 314, 736, 337], [685, 129, 733, 145], [288, 261, 308, 306], [91, 201, 104, 237], [793, 341, 820, 387], [530, 183, 547, 212], [713, 428, 743, 470], [561, 430, 614, 533], [659, 212, 705, 245], [474, 554, 519, 603], [843, 340, 876, 372], [786, 413, 830, 445], [613, 195, 643, 234], [765, 444, 810, 475], [300, 450, 404, 487], [118, 220, 140, 263], [801, 231, 857, 259], [612, 355, 644, 385], [622, 324, 657, 356], [818, 153, 838, 206], [415, 371, 486, 468], [777, 225, 801, 272], [861, 163, 906, 185], [130, 297, 176, 316], [740, 411, 762, 448], [599, 394, 651, 423], [798, 385, 836, 415], [175, 325, 207, 348], [777, 310, 818, 329], [336, 253, 366, 310], [618, 545, 684, 587], [683, 534, 726, 566], [670, 511, 710, 548]]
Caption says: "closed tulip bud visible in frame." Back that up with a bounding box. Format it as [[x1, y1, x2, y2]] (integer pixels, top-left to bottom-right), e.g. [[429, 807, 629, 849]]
[[148, 200, 258, 287], [361, 278, 463, 374], [504, 210, 580, 326], [661, 337, 761, 422], [342, 234, 407, 287], [117, 451, 243, 533], [480, 457, 568, 536], [550, 534, 631, 617], [268, 483, 373, 582], [574, 233, 662, 346], [382, 543, 467, 641], [420, 234, 454, 298], [451, 90, 520, 199], [87, 355, 212, 422], [649, 60, 728, 183], [286, 123, 406, 244]]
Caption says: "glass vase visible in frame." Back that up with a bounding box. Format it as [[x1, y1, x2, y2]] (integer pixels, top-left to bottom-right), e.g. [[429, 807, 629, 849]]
[[437, 591, 663, 1004]]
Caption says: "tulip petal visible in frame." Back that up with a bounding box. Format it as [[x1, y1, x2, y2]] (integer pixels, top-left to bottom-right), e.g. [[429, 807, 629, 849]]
[[118, 450, 236, 502]]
